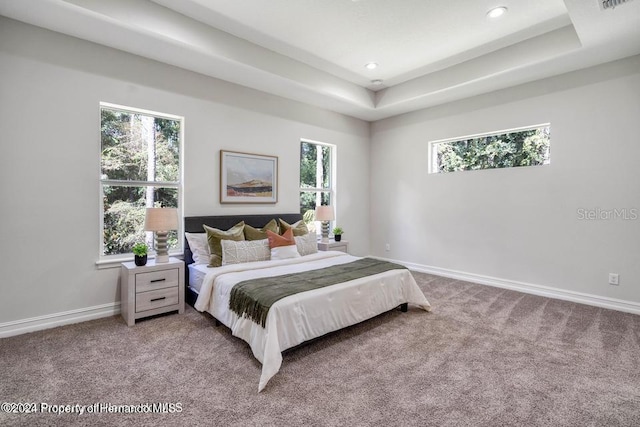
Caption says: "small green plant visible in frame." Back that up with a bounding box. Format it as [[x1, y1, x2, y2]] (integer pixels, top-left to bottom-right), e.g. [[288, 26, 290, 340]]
[[332, 227, 343, 236], [132, 243, 148, 256]]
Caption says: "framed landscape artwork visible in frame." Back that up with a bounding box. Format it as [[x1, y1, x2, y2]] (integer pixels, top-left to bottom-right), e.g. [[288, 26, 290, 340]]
[[220, 150, 278, 204]]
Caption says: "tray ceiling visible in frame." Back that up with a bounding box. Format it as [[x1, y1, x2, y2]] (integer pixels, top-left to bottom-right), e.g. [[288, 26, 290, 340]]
[[1, 0, 639, 121]]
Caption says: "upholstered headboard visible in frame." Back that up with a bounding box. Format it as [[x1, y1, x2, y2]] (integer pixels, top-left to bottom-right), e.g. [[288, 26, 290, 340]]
[[183, 213, 303, 266]]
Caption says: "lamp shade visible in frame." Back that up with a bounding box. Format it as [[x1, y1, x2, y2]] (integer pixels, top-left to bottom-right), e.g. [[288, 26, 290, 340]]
[[144, 208, 178, 232], [315, 205, 335, 221]]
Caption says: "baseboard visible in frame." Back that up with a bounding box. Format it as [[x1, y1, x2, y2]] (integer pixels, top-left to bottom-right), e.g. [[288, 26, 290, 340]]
[[0, 302, 121, 339], [373, 256, 640, 316]]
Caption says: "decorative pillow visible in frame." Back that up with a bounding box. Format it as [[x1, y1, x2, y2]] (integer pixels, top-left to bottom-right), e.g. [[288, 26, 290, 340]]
[[267, 229, 301, 260], [278, 219, 309, 237], [221, 239, 270, 265], [295, 232, 318, 257], [244, 219, 279, 241], [203, 222, 245, 267], [185, 232, 210, 265]]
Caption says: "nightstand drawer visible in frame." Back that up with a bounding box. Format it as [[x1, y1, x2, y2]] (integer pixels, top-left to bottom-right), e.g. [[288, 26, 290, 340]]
[[136, 287, 179, 313], [136, 268, 179, 292]]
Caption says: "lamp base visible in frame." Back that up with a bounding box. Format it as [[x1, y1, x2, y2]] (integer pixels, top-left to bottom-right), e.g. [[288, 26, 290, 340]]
[[155, 231, 170, 263], [321, 221, 330, 242], [155, 254, 169, 263]]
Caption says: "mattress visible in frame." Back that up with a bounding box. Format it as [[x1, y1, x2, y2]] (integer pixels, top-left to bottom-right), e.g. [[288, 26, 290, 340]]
[[188, 263, 209, 293], [193, 251, 431, 391]]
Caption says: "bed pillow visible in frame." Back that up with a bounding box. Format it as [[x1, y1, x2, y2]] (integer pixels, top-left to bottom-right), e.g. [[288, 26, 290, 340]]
[[185, 232, 210, 265], [267, 229, 300, 260], [221, 239, 270, 265], [295, 232, 318, 257], [244, 219, 279, 241], [203, 222, 245, 267], [278, 219, 309, 237]]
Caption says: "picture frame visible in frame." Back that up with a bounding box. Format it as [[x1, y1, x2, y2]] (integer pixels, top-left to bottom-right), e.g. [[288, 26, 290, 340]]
[[220, 150, 278, 204]]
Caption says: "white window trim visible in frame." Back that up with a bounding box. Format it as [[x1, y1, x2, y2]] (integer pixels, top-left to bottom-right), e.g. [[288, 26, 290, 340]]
[[97, 102, 184, 264], [428, 123, 551, 174], [300, 138, 337, 235]]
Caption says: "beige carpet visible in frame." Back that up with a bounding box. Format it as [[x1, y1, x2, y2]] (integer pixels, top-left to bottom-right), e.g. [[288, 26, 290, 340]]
[[1, 272, 639, 426]]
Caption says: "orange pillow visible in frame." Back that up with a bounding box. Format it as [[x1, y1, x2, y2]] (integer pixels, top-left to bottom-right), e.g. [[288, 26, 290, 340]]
[[267, 228, 295, 249]]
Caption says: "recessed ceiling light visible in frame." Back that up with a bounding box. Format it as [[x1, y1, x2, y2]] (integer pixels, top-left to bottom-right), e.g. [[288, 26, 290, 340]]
[[487, 6, 508, 18], [365, 62, 378, 70]]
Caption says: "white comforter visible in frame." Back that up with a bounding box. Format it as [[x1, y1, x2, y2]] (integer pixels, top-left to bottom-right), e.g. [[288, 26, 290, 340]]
[[194, 251, 431, 391]]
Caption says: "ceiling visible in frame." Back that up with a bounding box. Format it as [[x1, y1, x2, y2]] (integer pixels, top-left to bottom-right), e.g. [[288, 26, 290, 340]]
[[1, 0, 639, 121]]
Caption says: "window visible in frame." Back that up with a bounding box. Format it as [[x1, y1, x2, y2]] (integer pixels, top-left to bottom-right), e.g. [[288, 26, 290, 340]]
[[429, 124, 550, 174], [300, 139, 335, 234], [100, 103, 182, 258]]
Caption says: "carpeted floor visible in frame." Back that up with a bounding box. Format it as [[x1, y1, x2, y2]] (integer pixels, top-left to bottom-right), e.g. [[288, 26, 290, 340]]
[[1, 272, 639, 426]]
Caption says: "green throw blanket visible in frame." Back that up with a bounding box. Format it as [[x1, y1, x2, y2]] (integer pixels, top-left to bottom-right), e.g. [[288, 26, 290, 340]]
[[229, 258, 408, 327]]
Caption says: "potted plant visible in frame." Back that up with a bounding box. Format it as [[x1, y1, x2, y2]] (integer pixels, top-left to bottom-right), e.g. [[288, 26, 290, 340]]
[[132, 243, 148, 266], [332, 227, 344, 242]]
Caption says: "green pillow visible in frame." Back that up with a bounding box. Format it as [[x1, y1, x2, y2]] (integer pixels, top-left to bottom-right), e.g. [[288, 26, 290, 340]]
[[203, 222, 245, 267], [244, 219, 279, 241], [278, 218, 309, 237]]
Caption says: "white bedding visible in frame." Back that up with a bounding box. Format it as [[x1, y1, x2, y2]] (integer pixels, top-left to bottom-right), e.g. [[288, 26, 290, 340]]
[[194, 251, 431, 391]]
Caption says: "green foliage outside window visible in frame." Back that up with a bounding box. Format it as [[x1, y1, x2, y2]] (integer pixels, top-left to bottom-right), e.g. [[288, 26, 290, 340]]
[[434, 125, 550, 173], [101, 107, 181, 256], [300, 142, 330, 190], [300, 141, 333, 231]]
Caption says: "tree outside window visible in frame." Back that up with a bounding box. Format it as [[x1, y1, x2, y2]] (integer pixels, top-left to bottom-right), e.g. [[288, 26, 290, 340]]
[[300, 140, 334, 233], [431, 125, 550, 174], [100, 103, 182, 257]]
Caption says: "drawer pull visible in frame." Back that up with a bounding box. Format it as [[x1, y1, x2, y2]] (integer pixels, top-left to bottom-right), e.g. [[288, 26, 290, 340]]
[[150, 278, 166, 283], [150, 297, 166, 302]]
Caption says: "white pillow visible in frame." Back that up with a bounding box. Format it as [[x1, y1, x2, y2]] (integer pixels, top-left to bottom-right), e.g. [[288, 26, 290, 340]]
[[295, 233, 318, 256], [221, 239, 271, 265], [270, 245, 301, 260], [185, 232, 210, 265]]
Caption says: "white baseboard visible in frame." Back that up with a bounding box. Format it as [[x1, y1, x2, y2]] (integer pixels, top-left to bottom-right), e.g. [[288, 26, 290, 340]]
[[374, 256, 640, 316], [0, 302, 121, 339]]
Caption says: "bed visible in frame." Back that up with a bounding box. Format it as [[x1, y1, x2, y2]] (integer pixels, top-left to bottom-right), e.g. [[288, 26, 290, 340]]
[[184, 214, 431, 391]]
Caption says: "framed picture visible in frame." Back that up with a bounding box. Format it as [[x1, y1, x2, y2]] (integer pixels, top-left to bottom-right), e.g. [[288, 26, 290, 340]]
[[220, 150, 278, 204]]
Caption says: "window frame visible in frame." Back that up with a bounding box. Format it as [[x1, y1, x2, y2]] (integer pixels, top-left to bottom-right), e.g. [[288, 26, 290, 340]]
[[428, 123, 551, 174], [98, 102, 184, 264], [299, 138, 337, 236]]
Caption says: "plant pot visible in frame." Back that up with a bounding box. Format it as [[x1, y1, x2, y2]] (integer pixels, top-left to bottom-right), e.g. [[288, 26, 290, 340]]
[[334, 234, 342, 242], [134, 255, 147, 266]]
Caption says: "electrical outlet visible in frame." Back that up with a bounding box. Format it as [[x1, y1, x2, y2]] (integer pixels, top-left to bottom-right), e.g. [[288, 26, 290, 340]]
[[608, 273, 619, 286], [385, 243, 391, 251]]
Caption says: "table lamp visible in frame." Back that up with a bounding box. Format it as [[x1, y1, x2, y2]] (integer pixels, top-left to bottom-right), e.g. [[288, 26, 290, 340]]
[[144, 208, 178, 263], [315, 205, 335, 242]]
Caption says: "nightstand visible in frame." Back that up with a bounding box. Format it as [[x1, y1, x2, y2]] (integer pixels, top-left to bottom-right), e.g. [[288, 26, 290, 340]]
[[317, 239, 349, 253], [120, 257, 185, 326]]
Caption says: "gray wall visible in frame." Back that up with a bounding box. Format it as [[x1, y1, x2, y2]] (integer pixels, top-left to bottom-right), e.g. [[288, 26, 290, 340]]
[[370, 55, 640, 305], [0, 17, 370, 328]]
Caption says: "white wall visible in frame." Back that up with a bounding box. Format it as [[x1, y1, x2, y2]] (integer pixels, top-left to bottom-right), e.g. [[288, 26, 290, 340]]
[[0, 18, 370, 330], [371, 55, 640, 307]]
